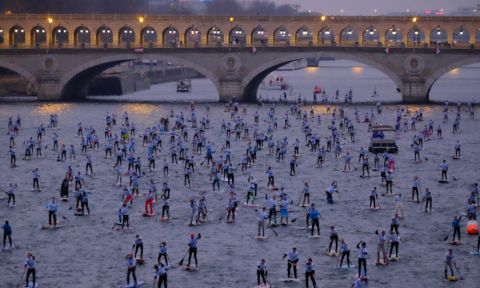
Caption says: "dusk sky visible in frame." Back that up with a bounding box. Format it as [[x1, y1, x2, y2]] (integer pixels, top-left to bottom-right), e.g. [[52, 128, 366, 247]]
[[251, 0, 479, 15]]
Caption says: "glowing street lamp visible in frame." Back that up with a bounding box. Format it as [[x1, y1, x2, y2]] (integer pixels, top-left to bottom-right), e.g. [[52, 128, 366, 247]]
[[47, 17, 53, 46]]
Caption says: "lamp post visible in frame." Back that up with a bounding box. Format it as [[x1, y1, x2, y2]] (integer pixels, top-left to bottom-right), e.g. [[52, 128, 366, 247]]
[[48, 17, 53, 47], [138, 16, 144, 46], [229, 17, 234, 46]]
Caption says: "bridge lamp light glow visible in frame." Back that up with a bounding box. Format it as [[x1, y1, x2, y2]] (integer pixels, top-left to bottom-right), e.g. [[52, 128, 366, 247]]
[[48, 17, 53, 24], [139, 17, 144, 24], [412, 17, 417, 23], [229, 17, 235, 23], [325, 30, 330, 35], [0, 29, 3, 33], [414, 31, 419, 35], [321, 16, 326, 22]]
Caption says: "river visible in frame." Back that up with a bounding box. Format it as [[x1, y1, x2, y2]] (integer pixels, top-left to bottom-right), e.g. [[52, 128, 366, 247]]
[[86, 60, 480, 103]]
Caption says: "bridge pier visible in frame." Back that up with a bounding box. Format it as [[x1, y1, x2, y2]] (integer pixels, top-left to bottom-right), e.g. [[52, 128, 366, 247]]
[[36, 74, 63, 100], [400, 78, 429, 103], [218, 80, 244, 102]]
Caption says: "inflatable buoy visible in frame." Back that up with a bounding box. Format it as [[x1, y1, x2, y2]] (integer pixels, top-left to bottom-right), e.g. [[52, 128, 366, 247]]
[[466, 220, 478, 235]]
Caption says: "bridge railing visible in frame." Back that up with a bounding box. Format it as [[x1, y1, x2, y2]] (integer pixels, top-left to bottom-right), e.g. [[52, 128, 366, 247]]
[[0, 42, 477, 50]]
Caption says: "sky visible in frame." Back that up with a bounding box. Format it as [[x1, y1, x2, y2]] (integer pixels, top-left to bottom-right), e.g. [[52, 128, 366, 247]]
[[248, 0, 479, 15]]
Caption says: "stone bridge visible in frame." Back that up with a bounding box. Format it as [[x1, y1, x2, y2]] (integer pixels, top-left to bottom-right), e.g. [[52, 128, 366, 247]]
[[1, 14, 479, 48], [1, 46, 479, 102]]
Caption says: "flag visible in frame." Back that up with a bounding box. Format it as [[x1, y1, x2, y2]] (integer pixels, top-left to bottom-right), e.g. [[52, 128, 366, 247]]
[[435, 47, 441, 55], [251, 46, 257, 54], [385, 47, 392, 54]]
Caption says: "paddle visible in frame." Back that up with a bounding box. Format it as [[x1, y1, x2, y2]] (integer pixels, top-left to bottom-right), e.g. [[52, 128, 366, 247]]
[[267, 225, 278, 237], [178, 249, 189, 266], [17, 268, 26, 288], [291, 213, 306, 223], [443, 229, 452, 242], [217, 208, 228, 221], [453, 263, 464, 280], [60, 209, 70, 220]]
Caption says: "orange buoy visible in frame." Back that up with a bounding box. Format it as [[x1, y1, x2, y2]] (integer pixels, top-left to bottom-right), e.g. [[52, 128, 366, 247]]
[[466, 220, 478, 235]]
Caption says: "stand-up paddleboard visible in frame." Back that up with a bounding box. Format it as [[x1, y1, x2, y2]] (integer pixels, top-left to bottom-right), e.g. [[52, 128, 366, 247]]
[[41, 224, 63, 230], [122, 281, 144, 288]]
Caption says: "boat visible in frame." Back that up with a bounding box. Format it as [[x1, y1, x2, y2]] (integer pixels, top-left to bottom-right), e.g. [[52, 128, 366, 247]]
[[176, 79, 191, 93], [260, 75, 290, 90]]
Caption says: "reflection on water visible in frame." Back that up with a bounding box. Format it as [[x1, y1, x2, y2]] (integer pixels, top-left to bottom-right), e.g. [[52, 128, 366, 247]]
[[121, 103, 159, 116], [309, 105, 334, 115], [36, 103, 72, 115], [305, 67, 319, 73], [405, 105, 434, 117], [351, 66, 364, 74]]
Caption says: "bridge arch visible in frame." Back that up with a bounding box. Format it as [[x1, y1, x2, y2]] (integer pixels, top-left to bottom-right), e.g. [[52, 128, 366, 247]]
[[273, 26, 290, 45], [430, 26, 447, 45], [96, 26, 113, 47], [163, 26, 179, 47], [74, 26, 91, 47], [252, 25, 267, 46], [318, 27, 334, 45], [362, 26, 380, 46], [60, 54, 221, 101], [295, 26, 312, 45], [185, 26, 201, 47], [425, 56, 480, 101], [0, 58, 36, 92], [452, 26, 469, 46], [9, 25, 25, 46], [340, 26, 358, 46], [52, 26, 68, 47], [385, 26, 402, 46], [241, 52, 403, 102], [141, 26, 157, 47], [207, 26, 224, 46], [229, 26, 246, 46], [119, 26, 135, 47], [31, 25, 47, 47], [407, 27, 425, 46]]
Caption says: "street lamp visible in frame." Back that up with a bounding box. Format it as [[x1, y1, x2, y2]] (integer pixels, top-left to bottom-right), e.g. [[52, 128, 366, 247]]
[[229, 17, 235, 46], [138, 16, 145, 45], [47, 17, 53, 47]]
